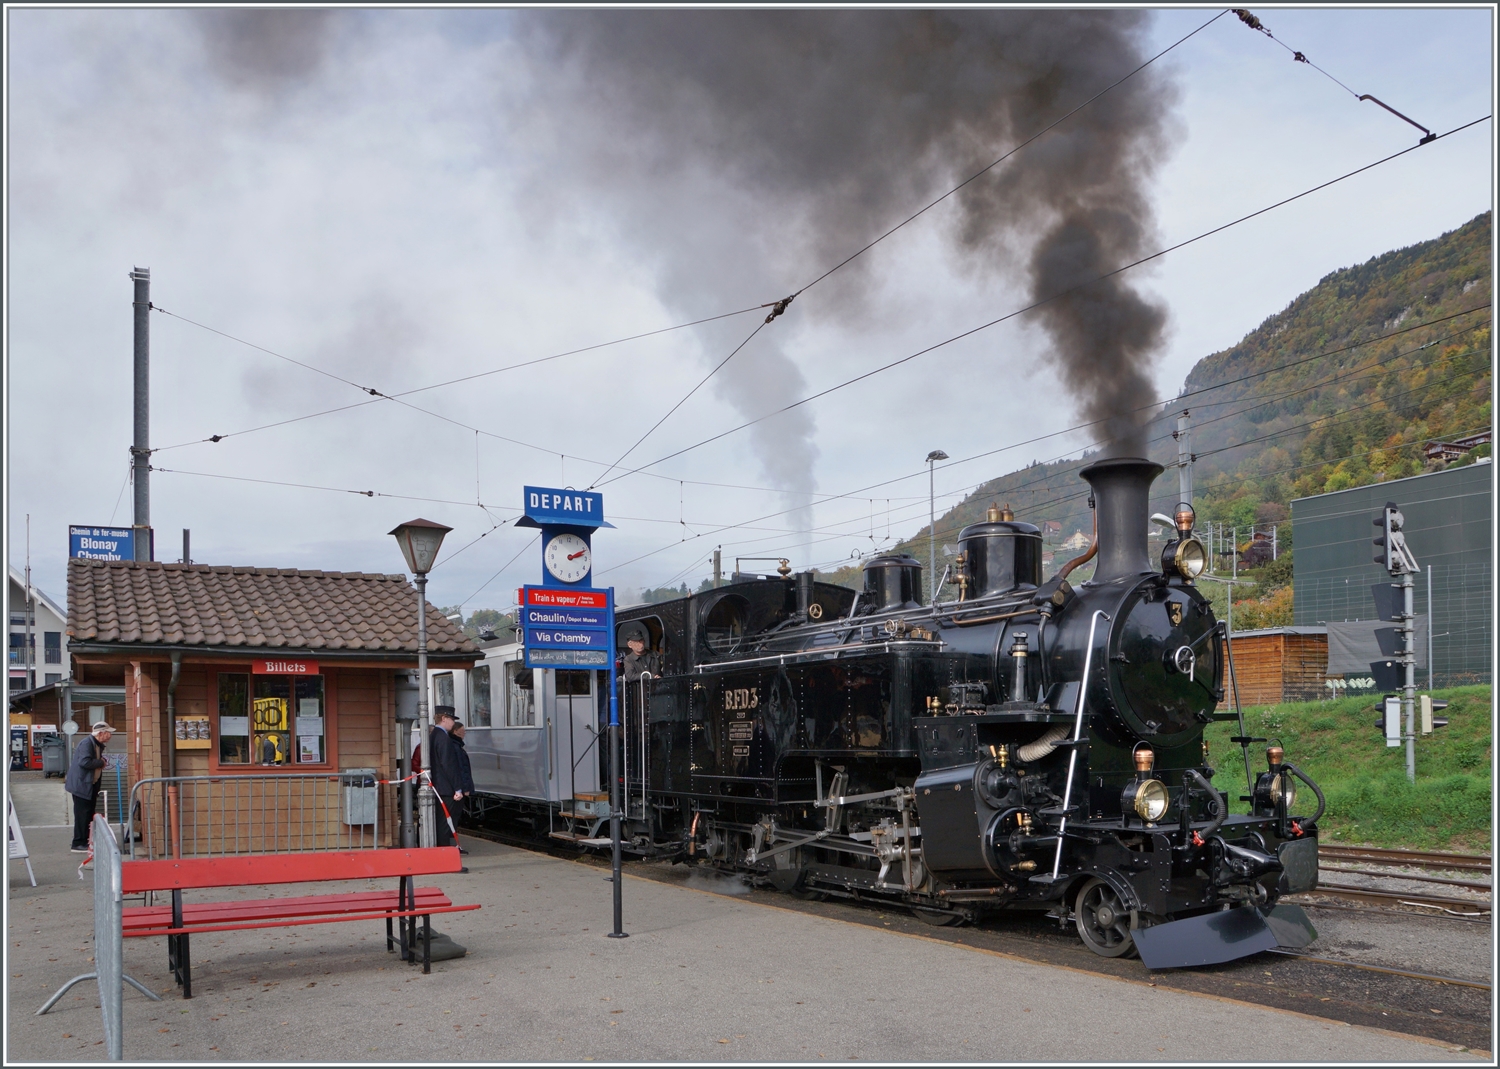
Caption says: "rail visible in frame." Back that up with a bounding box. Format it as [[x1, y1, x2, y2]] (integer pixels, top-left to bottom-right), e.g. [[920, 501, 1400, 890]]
[[127, 772, 385, 861]]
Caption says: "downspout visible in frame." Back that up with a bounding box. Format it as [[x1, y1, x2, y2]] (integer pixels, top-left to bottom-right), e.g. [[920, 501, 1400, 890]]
[[166, 652, 182, 858]]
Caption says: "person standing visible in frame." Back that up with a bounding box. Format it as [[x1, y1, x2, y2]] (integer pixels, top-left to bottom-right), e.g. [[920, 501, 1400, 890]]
[[426, 707, 464, 848], [65, 722, 113, 853], [450, 720, 476, 856]]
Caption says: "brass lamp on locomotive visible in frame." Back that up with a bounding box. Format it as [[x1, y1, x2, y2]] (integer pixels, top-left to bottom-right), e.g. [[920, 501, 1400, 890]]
[[605, 457, 1322, 967]]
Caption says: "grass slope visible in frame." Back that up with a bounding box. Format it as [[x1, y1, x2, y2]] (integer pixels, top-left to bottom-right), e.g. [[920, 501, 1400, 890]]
[[1204, 685, 1492, 851]]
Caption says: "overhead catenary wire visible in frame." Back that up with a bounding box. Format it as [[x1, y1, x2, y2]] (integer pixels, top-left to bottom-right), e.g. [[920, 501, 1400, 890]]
[[1231, 8, 1437, 141], [588, 317, 773, 489], [792, 9, 1230, 297], [149, 14, 1224, 473], [592, 115, 1492, 489], [617, 358, 1492, 585]]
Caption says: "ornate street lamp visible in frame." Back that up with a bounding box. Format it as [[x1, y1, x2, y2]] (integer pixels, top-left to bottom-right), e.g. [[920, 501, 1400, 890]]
[[926, 450, 948, 605], [389, 519, 451, 850]]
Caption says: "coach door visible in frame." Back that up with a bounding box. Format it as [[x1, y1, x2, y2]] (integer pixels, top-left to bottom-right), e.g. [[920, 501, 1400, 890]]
[[546, 669, 601, 804]]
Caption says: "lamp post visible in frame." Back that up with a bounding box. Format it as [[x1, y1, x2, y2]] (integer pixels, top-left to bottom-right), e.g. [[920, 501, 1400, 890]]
[[925, 450, 948, 605], [390, 518, 452, 850]]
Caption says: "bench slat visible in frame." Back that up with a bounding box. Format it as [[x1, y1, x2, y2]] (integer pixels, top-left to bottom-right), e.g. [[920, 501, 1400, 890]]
[[122, 889, 451, 929], [120, 847, 462, 893], [122, 902, 481, 938]]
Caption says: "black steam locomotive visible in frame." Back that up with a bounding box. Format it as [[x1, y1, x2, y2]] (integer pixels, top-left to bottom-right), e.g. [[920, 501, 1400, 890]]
[[604, 458, 1324, 967]]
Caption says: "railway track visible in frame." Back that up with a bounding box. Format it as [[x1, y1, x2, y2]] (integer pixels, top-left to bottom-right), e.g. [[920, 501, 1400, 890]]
[[1319, 845, 1492, 873], [1298, 883, 1491, 915], [1266, 948, 1491, 991]]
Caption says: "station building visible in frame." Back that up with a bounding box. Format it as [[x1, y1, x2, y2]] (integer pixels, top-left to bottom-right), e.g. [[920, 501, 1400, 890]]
[[1292, 459, 1492, 687], [65, 558, 478, 850]]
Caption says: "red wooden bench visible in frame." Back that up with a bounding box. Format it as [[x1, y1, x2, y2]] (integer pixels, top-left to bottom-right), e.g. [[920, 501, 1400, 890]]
[[120, 847, 479, 997]]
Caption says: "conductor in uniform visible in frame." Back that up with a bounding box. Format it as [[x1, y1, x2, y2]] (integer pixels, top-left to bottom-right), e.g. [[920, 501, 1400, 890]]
[[427, 706, 464, 848]]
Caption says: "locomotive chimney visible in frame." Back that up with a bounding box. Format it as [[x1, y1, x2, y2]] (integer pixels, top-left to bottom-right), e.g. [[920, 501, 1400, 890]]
[[1078, 457, 1164, 583]]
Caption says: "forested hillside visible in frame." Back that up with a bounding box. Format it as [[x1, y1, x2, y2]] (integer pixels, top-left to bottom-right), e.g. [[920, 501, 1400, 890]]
[[824, 212, 1492, 617]]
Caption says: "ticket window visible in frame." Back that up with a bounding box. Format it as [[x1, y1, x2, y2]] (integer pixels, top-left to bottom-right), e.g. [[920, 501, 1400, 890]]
[[218, 673, 326, 766]]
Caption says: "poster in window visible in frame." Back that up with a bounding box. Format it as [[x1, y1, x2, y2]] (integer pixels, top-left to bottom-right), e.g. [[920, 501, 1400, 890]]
[[252, 697, 288, 733], [294, 716, 324, 736], [299, 736, 321, 763]]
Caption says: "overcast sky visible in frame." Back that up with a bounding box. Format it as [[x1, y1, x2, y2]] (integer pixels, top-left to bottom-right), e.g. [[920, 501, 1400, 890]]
[[6, 7, 1493, 613]]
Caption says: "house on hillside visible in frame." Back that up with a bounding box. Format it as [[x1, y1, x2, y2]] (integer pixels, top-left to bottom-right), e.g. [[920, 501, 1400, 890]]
[[1059, 529, 1090, 552]]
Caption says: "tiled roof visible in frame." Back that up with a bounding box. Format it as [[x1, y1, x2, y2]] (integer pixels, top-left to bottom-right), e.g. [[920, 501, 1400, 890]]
[[67, 559, 478, 656]]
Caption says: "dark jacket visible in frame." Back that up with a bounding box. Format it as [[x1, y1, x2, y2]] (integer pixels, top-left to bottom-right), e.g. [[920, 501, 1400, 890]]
[[623, 649, 661, 684], [427, 724, 464, 800], [64, 734, 107, 799], [452, 734, 475, 796]]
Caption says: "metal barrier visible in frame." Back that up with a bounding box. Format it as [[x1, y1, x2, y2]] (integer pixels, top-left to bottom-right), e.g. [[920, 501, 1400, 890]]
[[127, 773, 384, 861], [37, 815, 160, 1060]]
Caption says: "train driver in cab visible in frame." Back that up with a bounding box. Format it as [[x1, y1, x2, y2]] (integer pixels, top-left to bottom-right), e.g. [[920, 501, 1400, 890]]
[[621, 623, 660, 683]]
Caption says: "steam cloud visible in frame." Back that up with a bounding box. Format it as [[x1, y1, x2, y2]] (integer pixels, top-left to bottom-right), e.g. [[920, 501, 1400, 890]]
[[528, 8, 1174, 482]]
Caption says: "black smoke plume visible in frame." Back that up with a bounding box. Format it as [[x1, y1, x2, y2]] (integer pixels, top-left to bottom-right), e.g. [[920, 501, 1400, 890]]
[[527, 9, 1174, 467]]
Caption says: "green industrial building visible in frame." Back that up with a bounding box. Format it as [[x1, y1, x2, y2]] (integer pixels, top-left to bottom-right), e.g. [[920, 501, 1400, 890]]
[[1292, 460, 1493, 686]]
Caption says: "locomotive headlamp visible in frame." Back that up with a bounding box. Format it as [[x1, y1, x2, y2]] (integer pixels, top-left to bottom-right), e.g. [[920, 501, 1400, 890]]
[[1252, 770, 1298, 814], [1270, 772, 1297, 811], [1162, 537, 1207, 581], [1121, 777, 1170, 823]]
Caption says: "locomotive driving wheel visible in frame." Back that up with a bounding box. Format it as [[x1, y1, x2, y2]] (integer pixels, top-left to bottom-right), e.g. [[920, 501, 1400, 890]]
[[1073, 877, 1138, 958]]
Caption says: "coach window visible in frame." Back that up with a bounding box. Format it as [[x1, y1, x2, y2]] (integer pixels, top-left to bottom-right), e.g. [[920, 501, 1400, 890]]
[[503, 661, 535, 727], [468, 665, 492, 727], [433, 672, 455, 711]]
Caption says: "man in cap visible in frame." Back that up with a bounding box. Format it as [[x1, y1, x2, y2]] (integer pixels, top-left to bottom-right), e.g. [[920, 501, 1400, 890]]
[[427, 707, 464, 849], [621, 624, 660, 684], [65, 721, 114, 852]]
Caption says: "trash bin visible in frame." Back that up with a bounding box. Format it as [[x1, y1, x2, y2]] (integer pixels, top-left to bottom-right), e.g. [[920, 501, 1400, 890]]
[[40, 735, 68, 778], [341, 768, 378, 826]]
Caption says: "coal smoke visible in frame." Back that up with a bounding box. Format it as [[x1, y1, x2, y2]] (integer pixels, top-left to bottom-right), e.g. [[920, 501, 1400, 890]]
[[526, 9, 1174, 466]]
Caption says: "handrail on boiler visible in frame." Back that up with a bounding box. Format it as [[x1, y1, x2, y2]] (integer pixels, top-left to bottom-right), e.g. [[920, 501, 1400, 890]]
[[1051, 610, 1110, 879], [639, 673, 652, 824]]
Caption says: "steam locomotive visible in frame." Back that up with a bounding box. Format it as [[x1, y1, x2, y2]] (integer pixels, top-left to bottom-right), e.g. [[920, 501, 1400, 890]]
[[465, 457, 1325, 968]]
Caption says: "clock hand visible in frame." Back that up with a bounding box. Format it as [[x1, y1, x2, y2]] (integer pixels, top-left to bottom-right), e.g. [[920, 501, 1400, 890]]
[[567, 549, 588, 561]]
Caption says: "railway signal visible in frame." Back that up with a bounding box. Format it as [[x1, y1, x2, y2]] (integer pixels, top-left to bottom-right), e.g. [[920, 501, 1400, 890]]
[[1372, 502, 1418, 575], [1371, 501, 1420, 781]]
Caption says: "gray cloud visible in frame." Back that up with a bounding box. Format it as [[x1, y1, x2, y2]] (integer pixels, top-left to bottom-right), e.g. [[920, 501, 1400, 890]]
[[193, 9, 339, 90]]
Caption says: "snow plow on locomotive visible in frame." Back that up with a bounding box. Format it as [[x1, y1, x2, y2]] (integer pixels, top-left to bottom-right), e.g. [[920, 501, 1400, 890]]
[[474, 457, 1326, 968]]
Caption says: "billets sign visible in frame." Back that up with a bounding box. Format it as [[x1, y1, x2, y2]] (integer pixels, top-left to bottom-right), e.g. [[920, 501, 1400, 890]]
[[253, 658, 320, 675], [522, 584, 613, 669], [69, 526, 134, 561]]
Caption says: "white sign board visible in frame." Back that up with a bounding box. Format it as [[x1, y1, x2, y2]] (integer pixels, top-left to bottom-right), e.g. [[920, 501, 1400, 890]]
[[7, 793, 35, 886]]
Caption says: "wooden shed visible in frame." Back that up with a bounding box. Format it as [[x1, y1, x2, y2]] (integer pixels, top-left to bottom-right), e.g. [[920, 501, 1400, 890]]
[[1218, 626, 1329, 708], [66, 559, 478, 850]]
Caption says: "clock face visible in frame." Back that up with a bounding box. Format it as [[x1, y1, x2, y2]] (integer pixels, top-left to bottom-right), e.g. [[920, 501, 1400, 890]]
[[543, 532, 592, 583]]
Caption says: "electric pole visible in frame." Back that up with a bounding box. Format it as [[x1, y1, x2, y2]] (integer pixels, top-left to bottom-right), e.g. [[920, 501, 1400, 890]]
[[131, 267, 152, 561], [1175, 410, 1193, 508]]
